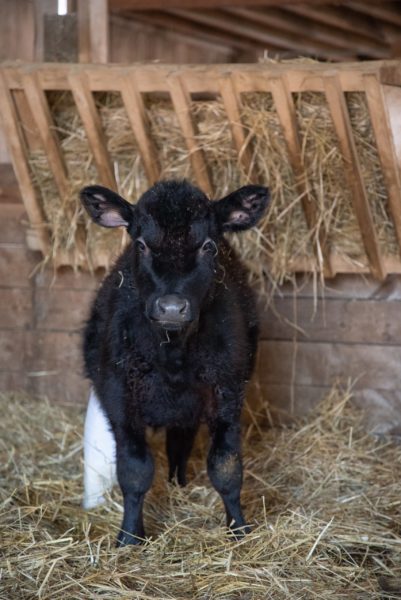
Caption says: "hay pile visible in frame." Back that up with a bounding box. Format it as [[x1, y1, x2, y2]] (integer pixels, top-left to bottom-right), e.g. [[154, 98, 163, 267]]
[[23, 61, 397, 286], [2, 385, 401, 599]]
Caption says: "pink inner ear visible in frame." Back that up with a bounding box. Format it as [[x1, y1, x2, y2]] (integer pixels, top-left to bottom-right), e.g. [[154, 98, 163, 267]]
[[226, 210, 249, 225], [100, 209, 128, 228]]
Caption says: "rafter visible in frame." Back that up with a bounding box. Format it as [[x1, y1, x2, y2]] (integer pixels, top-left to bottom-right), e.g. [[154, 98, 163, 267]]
[[110, 0, 395, 11], [128, 10, 280, 54], [284, 4, 380, 39], [347, 2, 401, 28], [167, 9, 355, 60], [225, 7, 388, 58]]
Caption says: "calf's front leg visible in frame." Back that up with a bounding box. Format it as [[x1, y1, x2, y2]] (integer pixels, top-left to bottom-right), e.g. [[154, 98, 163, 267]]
[[114, 426, 154, 546], [207, 417, 249, 537]]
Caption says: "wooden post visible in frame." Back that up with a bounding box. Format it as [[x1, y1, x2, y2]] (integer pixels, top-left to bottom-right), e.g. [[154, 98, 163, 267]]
[[78, 0, 109, 63]]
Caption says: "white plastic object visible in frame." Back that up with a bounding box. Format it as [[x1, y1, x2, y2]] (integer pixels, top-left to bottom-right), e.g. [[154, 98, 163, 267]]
[[83, 388, 117, 509]]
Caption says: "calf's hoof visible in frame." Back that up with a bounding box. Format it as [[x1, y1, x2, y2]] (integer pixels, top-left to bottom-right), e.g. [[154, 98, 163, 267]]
[[229, 522, 251, 540], [116, 530, 145, 547]]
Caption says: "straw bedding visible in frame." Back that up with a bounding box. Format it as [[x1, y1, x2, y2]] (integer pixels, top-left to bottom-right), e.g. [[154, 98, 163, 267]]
[[1, 385, 401, 599], [24, 61, 397, 286]]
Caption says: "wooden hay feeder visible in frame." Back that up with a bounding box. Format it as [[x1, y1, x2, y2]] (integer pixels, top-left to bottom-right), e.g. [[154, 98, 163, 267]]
[[1, 60, 401, 281]]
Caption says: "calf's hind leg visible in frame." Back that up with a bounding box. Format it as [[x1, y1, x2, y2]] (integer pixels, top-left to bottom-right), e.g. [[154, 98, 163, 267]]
[[115, 427, 154, 546], [166, 426, 198, 486], [207, 418, 249, 537]]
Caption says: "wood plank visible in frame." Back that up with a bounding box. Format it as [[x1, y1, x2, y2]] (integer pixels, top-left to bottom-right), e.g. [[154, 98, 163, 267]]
[[22, 72, 70, 199], [363, 74, 401, 255], [168, 75, 213, 195], [34, 288, 93, 331], [129, 11, 266, 54], [110, 0, 389, 12], [269, 75, 333, 277], [257, 339, 401, 390], [324, 74, 385, 280], [68, 72, 117, 190], [120, 75, 160, 184], [168, 9, 352, 61], [219, 74, 255, 182], [1, 61, 387, 95], [0, 74, 49, 254], [259, 297, 401, 345], [347, 1, 401, 28], [225, 7, 387, 59], [0, 288, 32, 329]]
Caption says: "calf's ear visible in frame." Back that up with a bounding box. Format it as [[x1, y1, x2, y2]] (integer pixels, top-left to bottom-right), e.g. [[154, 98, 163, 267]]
[[214, 185, 270, 232], [80, 185, 135, 228]]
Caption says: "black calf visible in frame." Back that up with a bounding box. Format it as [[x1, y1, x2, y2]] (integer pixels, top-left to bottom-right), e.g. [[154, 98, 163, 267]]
[[81, 179, 269, 545]]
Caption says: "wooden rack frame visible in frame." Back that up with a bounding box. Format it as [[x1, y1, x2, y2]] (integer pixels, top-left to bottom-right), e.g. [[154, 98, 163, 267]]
[[1, 59, 401, 276]]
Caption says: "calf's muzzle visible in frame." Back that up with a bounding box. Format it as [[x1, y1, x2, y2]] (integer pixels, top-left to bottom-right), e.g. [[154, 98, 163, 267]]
[[151, 294, 192, 329]]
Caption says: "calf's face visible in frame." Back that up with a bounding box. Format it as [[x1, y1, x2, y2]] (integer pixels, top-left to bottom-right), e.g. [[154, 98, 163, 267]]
[[80, 181, 269, 332]]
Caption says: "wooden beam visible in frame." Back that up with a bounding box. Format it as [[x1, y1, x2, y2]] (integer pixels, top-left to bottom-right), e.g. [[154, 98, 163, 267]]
[[125, 10, 276, 54], [168, 75, 213, 196], [168, 9, 355, 61], [78, 0, 108, 63], [226, 7, 389, 59], [324, 75, 385, 280], [78, 0, 91, 62], [219, 75, 254, 182], [120, 75, 160, 184], [284, 5, 381, 40], [0, 73, 49, 254], [269, 75, 333, 277], [348, 2, 401, 29], [111, 0, 393, 11], [363, 73, 401, 254], [68, 72, 117, 190]]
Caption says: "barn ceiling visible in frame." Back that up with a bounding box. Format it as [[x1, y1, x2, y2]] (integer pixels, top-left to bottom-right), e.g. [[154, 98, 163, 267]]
[[110, 0, 401, 62]]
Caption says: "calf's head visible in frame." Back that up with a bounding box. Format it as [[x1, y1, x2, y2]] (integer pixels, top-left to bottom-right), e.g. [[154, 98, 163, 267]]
[[80, 180, 269, 332]]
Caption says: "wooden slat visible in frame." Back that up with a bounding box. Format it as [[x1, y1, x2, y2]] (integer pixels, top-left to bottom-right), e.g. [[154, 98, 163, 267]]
[[120, 75, 160, 184], [168, 75, 213, 196], [269, 75, 333, 277], [22, 73, 69, 200], [78, 1, 91, 63], [0, 73, 49, 254], [363, 74, 401, 255], [1, 61, 388, 95], [219, 75, 254, 183], [324, 74, 385, 280], [68, 72, 117, 190]]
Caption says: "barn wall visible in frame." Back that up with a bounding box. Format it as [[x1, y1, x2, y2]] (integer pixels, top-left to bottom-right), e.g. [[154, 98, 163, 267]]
[[1, 165, 401, 432]]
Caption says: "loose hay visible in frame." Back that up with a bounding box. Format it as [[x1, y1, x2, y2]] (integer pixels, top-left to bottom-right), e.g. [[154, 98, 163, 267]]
[[22, 60, 397, 290], [1, 385, 401, 599]]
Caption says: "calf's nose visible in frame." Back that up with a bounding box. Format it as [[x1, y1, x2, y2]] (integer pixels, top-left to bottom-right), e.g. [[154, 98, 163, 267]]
[[152, 294, 191, 324]]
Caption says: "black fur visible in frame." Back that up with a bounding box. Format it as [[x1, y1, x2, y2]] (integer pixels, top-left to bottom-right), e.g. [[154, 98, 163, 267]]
[[81, 180, 269, 546]]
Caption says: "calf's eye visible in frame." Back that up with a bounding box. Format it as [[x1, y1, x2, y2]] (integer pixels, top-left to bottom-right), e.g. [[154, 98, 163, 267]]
[[200, 239, 218, 256], [136, 238, 148, 254]]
